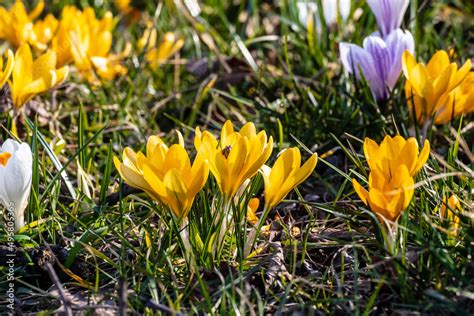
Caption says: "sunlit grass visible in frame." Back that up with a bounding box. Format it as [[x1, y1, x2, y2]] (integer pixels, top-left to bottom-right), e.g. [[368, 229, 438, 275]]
[[0, 0, 473, 314]]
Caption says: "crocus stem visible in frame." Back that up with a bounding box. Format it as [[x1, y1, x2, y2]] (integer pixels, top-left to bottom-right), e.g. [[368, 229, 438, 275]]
[[243, 206, 270, 258], [15, 214, 25, 233], [178, 218, 195, 272], [421, 120, 430, 144], [381, 220, 398, 257], [216, 200, 232, 257]]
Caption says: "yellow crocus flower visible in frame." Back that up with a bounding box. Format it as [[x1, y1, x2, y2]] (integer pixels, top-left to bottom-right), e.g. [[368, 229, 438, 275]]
[[9, 44, 69, 108], [0, 49, 14, 88], [137, 23, 184, 69], [363, 135, 430, 179], [140, 145, 209, 220], [51, 6, 128, 82], [115, 134, 209, 221], [194, 120, 273, 200], [51, 6, 83, 67], [440, 194, 461, 236], [246, 198, 260, 225], [32, 14, 59, 51], [352, 165, 414, 223], [145, 33, 184, 69], [402, 50, 472, 124], [261, 148, 317, 209], [0, 0, 44, 48], [433, 72, 474, 124]]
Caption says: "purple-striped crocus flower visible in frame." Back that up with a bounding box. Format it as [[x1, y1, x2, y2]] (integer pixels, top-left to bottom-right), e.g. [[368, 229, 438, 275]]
[[340, 29, 414, 101], [367, 0, 410, 37]]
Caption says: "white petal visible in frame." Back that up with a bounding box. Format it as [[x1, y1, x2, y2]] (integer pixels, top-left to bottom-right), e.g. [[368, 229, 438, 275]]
[[322, 0, 338, 25], [2, 141, 32, 231], [338, 0, 351, 22]]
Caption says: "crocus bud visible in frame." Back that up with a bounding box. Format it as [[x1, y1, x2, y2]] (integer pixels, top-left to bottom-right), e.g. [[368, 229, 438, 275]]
[[0, 139, 33, 231]]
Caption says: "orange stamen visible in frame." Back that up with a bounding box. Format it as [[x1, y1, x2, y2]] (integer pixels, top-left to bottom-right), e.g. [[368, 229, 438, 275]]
[[0, 152, 12, 166]]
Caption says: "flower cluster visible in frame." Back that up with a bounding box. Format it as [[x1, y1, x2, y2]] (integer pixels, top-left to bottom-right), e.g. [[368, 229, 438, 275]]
[[115, 121, 317, 222], [0, 1, 184, 108], [402, 50, 474, 125], [0, 2, 127, 83]]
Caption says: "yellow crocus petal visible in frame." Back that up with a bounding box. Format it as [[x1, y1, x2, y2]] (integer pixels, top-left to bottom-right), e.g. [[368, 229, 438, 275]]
[[426, 50, 450, 78], [352, 179, 369, 205], [368, 188, 388, 216], [390, 135, 406, 154], [363, 137, 381, 172], [163, 169, 189, 218], [13, 44, 33, 88], [194, 127, 203, 150], [22, 76, 55, 102], [141, 163, 167, 198], [221, 120, 235, 145], [147, 135, 165, 155], [10, 44, 67, 108], [268, 149, 299, 195], [397, 138, 418, 175], [247, 198, 260, 225], [28, 0, 45, 20], [292, 153, 318, 186], [227, 137, 248, 189], [114, 156, 150, 192], [413, 139, 430, 174], [0, 49, 14, 87], [402, 50, 417, 80], [176, 130, 185, 148], [431, 64, 453, 102], [263, 148, 317, 209], [145, 32, 184, 68], [242, 135, 273, 181], [163, 144, 191, 174], [409, 63, 429, 97], [188, 159, 209, 198], [149, 144, 168, 171], [55, 66, 69, 84], [401, 176, 415, 210], [448, 59, 471, 91], [32, 51, 57, 80], [122, 147, 139, 167], [240, 122, 257, 138]]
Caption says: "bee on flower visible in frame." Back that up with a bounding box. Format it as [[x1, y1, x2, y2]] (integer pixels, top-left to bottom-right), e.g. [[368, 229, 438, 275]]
[[194, 120, 273, 200]]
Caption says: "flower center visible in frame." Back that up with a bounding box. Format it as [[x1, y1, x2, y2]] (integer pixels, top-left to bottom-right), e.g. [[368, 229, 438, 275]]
[[0, 152, 11, 166]]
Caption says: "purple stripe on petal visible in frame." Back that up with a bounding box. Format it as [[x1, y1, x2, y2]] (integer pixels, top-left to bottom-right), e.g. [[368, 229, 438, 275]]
[[385, 29, 415, 89], [340, 28, 415, 102], [367, 0, 410, 37], [340, 42, 385, 101]]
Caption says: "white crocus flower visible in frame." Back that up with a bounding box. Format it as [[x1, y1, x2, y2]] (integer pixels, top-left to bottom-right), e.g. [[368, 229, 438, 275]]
[[0, 139, 33, 231], [297, 0, 351, 29]]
